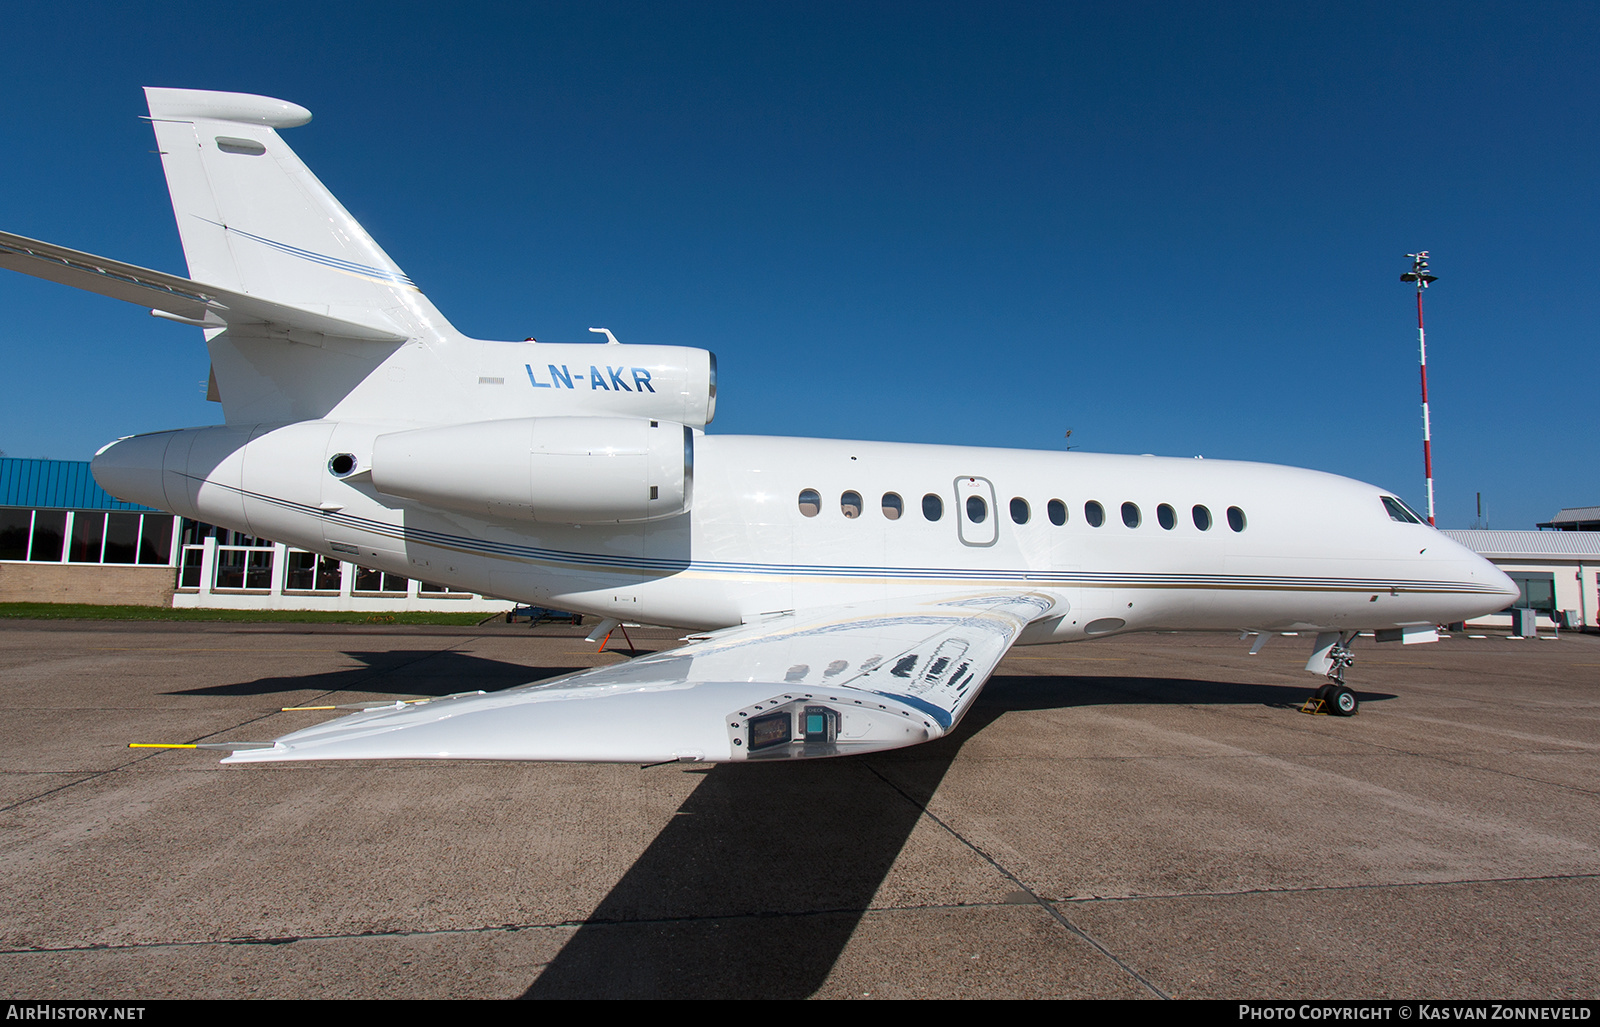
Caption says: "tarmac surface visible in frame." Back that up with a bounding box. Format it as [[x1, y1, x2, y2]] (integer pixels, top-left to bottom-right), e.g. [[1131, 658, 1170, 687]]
[[0, 618, 1596, 1000]]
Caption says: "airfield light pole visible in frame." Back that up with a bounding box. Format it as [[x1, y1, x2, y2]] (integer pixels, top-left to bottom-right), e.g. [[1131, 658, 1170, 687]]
[[1400, 252, 1439, 525]]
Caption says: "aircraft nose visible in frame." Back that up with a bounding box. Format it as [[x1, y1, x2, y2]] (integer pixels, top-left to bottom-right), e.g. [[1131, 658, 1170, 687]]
[[1437, 535, 1520, 611], [1485, 560, 1519, 601]]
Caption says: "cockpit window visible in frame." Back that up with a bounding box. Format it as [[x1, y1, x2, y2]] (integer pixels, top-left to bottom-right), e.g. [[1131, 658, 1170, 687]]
[[1381, 496, 1424, 524]]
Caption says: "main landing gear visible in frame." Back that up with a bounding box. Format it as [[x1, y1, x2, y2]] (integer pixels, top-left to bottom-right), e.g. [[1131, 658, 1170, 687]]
[[1302, 632, 1359, 716]]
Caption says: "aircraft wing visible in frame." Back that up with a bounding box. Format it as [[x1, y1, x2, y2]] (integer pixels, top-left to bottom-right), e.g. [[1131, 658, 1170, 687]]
[[218, 591, 1058, 764], [0, 230, 407, 343]]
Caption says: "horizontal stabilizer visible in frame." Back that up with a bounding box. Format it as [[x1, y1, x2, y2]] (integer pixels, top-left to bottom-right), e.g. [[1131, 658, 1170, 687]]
[[0, 230, 407, 343]]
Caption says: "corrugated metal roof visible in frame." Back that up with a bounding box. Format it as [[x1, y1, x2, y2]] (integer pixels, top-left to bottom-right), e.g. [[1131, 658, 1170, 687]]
[[1443, 529, 1600, 559], [0, 458, 156, 511], [1545, 506, 1600, 523]]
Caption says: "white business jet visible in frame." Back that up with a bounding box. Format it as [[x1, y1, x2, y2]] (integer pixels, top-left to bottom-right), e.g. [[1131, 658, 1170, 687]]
[[0, 89, 1517, 764]]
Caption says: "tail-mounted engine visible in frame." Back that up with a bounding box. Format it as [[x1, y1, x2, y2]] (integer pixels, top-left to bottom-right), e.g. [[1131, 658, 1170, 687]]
[[370, 416, 693, 524]]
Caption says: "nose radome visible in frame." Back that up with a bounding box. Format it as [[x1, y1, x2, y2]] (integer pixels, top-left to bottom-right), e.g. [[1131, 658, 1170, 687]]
[[1434, 532, 1519, 602]]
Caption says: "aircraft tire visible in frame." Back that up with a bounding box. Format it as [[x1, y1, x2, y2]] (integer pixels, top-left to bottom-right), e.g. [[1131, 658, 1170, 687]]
[[1328, 685, 1358, 717]]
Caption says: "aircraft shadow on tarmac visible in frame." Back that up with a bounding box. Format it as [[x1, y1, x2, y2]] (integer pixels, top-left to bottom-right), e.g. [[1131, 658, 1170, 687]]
[[522, 671, 1389, 999], [980, 673, 1397, 711], [161, 650, 591, 698], [164, 650, 1389, 997]]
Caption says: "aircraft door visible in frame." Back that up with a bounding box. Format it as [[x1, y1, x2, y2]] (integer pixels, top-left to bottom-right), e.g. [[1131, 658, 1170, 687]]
[[954, 476, 998, 547]]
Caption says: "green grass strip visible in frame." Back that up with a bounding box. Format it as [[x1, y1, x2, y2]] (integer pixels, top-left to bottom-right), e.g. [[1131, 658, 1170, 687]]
[[0, 603, 497, 625]]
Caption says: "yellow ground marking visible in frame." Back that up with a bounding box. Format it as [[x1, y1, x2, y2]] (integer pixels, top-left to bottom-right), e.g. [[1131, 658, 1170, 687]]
[[88, 647, 352, 652]]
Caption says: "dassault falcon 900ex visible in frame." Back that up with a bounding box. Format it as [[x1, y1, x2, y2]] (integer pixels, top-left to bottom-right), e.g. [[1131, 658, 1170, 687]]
[[0, 88, 1517, 764]]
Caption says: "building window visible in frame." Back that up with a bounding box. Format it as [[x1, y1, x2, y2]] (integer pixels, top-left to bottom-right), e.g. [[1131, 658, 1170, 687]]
[[214, 546, 273, 590], [179, 546, 205, 589], [1507, 573, 1556, 614], [103, 513, 140, 564], [1, 509, 176, 566], [0, 510, 30, 561], [30, 511, 66, 562], [138, 515, 174, 564], [285, 550, 342, 592], [354, 567, 409, 594], [69, 513, 105, 563]]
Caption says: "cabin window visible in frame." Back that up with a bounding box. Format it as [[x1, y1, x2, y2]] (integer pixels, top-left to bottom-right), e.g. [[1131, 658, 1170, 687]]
[[840, 491, 863, 519], [881, 492, 903, 520], [1121, 502, 1141, 528], [1157, 503, 1176, 530], [1381, 496, 1423, 524], [1192, 505, 1212, 531], [1010, 497, 1030, 524], [798, 489, 821, 517], [1085, 501, 1105, 527], [966, 496, 989, 523], [922, 494, 943, 521], [1227, 506, 1247, 532], [1047, 499, 1067, 526]]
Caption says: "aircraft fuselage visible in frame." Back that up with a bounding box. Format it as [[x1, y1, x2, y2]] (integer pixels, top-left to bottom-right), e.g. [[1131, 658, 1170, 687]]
[[93, 418, 1516, 640]]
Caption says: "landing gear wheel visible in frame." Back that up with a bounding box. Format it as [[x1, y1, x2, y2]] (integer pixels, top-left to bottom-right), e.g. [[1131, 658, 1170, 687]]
[[1327, 685, 1358, 717]]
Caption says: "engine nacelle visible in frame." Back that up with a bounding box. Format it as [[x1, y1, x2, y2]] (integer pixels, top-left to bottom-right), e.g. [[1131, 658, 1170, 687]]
[[370, 417, 693, 524]]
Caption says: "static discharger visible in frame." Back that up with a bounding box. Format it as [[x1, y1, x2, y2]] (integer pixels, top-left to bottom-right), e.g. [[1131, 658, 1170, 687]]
[[129, 742, 274, 750], [283, 691, 487, 712]]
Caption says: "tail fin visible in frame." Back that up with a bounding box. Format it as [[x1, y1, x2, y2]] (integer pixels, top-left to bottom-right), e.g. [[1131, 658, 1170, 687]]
[[144, 87, 457, 343]]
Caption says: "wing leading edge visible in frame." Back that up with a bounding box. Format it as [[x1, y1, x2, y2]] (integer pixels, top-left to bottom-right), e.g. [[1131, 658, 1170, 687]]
[[0, 230, 407, 343], [220, 591, 1058, 765]]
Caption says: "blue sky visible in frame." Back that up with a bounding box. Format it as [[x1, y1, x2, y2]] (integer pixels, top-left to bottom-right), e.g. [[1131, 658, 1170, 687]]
[[1, 2, 1594, 529]]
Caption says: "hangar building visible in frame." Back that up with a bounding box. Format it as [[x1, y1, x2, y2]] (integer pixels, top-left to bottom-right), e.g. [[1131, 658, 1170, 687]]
[[0, 457, 511, 614]]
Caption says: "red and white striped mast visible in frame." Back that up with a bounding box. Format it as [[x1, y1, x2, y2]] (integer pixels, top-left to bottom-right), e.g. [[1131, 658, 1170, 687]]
[[1401, 252, 1439, 525]]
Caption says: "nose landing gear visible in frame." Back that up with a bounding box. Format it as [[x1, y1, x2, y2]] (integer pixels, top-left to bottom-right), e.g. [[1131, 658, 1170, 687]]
[[1301, 632, 1359, 716]]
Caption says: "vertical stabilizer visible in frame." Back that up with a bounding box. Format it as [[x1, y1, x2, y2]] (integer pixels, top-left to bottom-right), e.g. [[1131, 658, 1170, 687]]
[[143, 87, 457, 344]]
